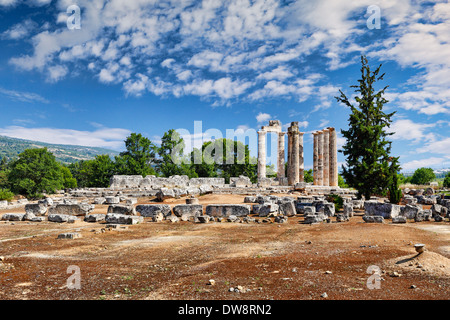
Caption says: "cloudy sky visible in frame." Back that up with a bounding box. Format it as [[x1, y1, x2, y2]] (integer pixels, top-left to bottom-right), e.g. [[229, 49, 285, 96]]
[[0, 0, 449, 172]]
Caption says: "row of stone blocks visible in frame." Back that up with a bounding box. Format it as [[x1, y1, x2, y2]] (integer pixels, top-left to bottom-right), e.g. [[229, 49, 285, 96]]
[[362, 200, 450, 223]]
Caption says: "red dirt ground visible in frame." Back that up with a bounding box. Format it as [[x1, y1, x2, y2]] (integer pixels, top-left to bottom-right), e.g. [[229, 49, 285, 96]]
[[0, 194, 449, 300]]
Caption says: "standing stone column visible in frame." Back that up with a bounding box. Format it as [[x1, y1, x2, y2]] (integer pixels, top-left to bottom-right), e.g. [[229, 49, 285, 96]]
[[299, 132, 304, 182], [322, 129, 330, 186], [277, 132, 285, 179], [313, 132, 319, 185], [287, 123, 300, 186], [328, 127, 338, 187], [257, 131, 266, 180], [317, 130, 324, 186]]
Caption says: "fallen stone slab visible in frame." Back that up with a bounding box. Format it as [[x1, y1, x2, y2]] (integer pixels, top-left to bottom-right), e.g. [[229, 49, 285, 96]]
[[316, 202, 335, 217], [275, 215, 288, 223], [392, 216, 407, 224], [105, 196, 120, 204], [205, 204, 251, 217], [401, 204, 422, 219], [173, 204, 203, 217], [84, 214, 106, 223], [1, 213, 25, 221], [364, 201, 401, 219], [244, 196, 256, 203], [93, 197, 106, 205], [362, 215, 385, 223], [304, 214, 326, 224], [196, 215, 211, 223], [48, 203, 94, 216], [336, 214, 349, 222], [135, 204, 172, 217], [25, 203, 47, 216], [48, 214, 79, 223], [107, 204, 136, 215], [57, 233, 82, 239], [227, 215, 240, 223], [278, 201, 296, 217], [105, 213, 143, 225], [156, 188, 176, 202], [258, 203, 279, 217]]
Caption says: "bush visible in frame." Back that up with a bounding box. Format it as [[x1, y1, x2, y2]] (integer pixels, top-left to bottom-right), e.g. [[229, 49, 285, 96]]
[[410, 167, 435, 185], [326, 194, 344, 212], [0, 188, 14, 202], [444, 172, 450, 188]]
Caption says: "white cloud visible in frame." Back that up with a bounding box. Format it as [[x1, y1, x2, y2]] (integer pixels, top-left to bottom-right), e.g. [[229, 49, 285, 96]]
[[0, 125, 131, 150], [0, 87, 49, 104], [389, 119, 435, 143], [256, 112, 271, 124], [402, 157, 446, 171]]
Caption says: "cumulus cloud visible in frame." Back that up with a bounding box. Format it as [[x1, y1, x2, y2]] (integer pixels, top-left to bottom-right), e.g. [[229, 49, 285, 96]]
[[256, 112, 271, 124]]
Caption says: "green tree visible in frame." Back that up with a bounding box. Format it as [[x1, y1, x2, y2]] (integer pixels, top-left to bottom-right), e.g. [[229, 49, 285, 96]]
[[304, 169, 314, 183], [156, 129, 197, 178], [118, 133, 157, 177], [336, 56, 400, 199], [7, 148, 67, 198], [444, 172, 450, 188], [338, 174, 348, 188], [410, 167, 436, 185], [190, 139, 257, 183], [60, 166, 78, 189]]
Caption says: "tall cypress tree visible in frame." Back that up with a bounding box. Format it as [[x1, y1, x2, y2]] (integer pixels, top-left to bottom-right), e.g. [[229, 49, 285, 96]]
[[336, 56, 400, 200]]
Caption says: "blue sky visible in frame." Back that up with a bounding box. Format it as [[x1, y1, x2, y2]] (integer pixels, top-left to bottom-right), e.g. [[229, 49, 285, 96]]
[[0, 0, 449, 173]]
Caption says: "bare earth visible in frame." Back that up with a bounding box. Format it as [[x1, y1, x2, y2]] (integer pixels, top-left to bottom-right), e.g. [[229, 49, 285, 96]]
[[0, 194, 449, 300]]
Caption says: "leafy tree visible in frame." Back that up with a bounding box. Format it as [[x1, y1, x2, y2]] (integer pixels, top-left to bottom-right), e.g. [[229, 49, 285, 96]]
[[156, 129, 197, 178], [338, 174, 348, 188], [398, 173, 411, 185], [444, 172, 450, 188], [190, 138, 257, 183], [336, 56, 400, 199], [7, 148, 67, 198], [388, 163, 402, 204], [60, 166, 78, 189], [118, 133, 157, 177], [410, 167, 436, 185], [0, 188, 14, 202], [304, 169, 313, 183], [69, 155, 116, 188], [68, 160, 94, 188]]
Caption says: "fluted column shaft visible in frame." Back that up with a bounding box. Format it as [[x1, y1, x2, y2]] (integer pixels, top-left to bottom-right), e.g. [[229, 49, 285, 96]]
[[323, 129, 330, 186], [329, 127, 338, 187], [258, 131, 266, 180], [277, 132, 285, 179], [299, 132, 304, 182]]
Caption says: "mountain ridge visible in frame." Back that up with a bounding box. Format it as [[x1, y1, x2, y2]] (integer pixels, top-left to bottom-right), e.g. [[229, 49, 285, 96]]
[[0, 135, 119, 164]]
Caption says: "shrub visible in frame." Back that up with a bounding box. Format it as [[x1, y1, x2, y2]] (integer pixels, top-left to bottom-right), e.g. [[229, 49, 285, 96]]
[[0, 188, 14, 202], [326, 194, 344, 212]]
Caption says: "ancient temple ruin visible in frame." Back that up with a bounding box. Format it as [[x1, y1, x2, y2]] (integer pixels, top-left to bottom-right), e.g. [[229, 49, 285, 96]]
[[257, 121, 338, 187]]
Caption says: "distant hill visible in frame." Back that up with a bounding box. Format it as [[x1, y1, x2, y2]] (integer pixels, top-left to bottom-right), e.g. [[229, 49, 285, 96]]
[[0, 135, 120, 165]]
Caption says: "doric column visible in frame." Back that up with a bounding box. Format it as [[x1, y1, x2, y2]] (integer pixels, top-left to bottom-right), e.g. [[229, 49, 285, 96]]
[[257, 131, 266, 180], [317, 130, 324, 186], [322, 128, 330, 186], [277, 132, 285, 179], [328, 127, 338, 187], [299, 132, 304, 182], [313, 132, 319, 185], [287, 123, 299, 186]]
